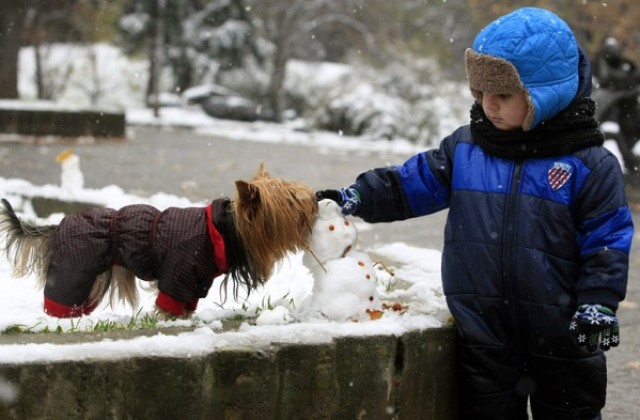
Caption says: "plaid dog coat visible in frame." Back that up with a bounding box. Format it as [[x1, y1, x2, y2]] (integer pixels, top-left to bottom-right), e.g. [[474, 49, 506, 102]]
[[44, 198, 235, 317]]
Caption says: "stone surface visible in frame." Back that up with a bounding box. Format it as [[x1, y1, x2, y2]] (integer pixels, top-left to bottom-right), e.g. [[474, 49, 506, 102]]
[[0, 106, 125, 139], [29, 196, 103, 218], [0, 327, 458, 420]]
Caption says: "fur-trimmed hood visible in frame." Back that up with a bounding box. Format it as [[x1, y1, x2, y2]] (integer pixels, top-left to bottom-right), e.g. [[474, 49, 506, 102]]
[[465, 7, 581, 131]]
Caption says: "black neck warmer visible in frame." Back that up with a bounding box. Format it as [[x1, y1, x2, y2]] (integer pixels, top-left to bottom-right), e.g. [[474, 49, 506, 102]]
[[469, 97, 604, 160], [211, 198, 253, 292]]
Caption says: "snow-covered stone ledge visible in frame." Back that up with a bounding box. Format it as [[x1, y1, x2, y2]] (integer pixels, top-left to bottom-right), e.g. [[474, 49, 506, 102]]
[[0, 179, 458, 419], [0, 325, 458, 419], [0, 100, 125, 140]]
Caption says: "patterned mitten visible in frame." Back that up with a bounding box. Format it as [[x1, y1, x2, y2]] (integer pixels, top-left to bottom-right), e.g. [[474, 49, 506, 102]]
[[315, 188, 362, 215], [569, 303, 620, 351]]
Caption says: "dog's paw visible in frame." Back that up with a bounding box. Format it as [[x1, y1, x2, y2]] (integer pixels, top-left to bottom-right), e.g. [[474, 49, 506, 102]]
[[154, 306, 194, 321]]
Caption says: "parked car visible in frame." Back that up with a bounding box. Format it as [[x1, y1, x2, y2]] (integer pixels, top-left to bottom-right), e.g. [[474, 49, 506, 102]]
[[182, 84, 267, 122]]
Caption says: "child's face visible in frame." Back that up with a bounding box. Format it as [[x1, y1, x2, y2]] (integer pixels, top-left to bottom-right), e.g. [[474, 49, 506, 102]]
[[481, 91, 529, 131]]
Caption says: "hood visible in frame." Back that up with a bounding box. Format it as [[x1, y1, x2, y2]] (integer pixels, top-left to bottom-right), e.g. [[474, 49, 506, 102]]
[[466, 7, 580, 130]]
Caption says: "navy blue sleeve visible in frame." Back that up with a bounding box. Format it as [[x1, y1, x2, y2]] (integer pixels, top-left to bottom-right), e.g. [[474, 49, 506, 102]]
[[575, 153, 634, 310], [351, 130, 459, 223]]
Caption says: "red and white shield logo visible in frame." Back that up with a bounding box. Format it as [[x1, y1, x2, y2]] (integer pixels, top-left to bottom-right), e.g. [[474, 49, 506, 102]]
[[548, 162, 572, 191]]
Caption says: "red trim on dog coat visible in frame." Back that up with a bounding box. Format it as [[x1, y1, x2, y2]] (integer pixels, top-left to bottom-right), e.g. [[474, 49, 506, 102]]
[[44, 296, 98, 318], [206, 203, 229, 273], [156, 292, 201, 316], [153, 203, 229, 316]]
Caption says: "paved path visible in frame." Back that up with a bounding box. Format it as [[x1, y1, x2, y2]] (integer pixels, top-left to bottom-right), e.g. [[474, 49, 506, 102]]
[[0, 126, 638, 418]]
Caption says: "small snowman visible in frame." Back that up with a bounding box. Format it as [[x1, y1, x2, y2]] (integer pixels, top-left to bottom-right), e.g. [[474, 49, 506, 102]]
[[303, 199, 382, 321], [55, 148, 84, 194]]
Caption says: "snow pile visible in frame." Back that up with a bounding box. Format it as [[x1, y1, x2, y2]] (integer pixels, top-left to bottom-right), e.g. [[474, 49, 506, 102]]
[[55, 149, 84, 194]]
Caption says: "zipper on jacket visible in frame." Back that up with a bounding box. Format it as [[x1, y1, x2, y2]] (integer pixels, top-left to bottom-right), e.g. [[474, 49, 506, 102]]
[[502, 161, 523, 341]]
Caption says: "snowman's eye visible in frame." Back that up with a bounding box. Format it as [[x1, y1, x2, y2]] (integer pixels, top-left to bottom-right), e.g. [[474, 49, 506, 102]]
[[328, 224, 335, 231]]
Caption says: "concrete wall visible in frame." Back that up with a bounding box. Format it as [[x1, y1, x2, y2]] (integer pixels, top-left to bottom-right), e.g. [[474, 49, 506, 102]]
[[0, 327, 458, 420], [0, 106, 125, 139], [30, 196, 104, 218]]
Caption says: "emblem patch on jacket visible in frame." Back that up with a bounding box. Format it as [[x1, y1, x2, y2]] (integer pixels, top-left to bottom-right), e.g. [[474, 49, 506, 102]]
[[548, 162, 572, 191]]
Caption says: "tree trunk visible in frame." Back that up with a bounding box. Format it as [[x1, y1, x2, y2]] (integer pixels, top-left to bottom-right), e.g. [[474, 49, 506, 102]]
[[89, 46, 101, 105], [0, 4, 27, 99], [35, 43, 45, 99], [146, 0, 166, 116], [173, 50, 193, 94], [267, 38, 289, 122]]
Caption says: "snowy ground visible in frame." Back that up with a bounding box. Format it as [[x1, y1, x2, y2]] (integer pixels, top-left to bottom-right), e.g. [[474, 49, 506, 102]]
[[0, 110, 450, 365]]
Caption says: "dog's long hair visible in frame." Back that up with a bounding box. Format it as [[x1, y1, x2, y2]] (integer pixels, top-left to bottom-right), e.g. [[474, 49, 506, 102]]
[[0, 199, 55, 286], [223, 164, 317, 300], [0, 165, 317, 313]]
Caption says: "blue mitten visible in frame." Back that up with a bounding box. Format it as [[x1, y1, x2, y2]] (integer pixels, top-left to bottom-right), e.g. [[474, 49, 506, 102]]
[[315, 188, 362, 215], [569, 304, 620, 351]]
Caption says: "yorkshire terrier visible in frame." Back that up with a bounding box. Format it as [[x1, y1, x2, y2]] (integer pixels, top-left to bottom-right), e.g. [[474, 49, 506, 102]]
[[0, 165, 317, 319]]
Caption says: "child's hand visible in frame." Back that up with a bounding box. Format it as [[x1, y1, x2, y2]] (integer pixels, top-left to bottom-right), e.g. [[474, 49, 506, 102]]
[[315, 189, 342, 203], [315, 188, 362, 215], [569, 304, 620, 351]]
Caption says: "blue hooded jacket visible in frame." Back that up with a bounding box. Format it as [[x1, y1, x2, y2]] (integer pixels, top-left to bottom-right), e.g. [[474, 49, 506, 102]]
[[349, 9, 633, 358]]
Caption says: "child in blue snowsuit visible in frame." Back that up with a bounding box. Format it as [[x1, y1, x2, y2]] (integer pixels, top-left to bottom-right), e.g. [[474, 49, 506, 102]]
[[317, 8, 634, 420]]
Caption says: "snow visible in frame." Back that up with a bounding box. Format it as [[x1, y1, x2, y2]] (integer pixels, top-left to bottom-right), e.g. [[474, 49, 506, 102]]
[[0, 41, 628, 365], [55, 149, 84, 193], [302, 199, 383, 321], [0, 108, 449, 365], [0, 168, 448, 363]]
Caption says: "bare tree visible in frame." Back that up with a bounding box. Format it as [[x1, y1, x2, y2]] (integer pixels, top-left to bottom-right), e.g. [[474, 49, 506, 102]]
[[0, 3, 28, 99], [250, 0, 370, 121], [151, 0, 167, 116], [0, 0, 113, 101], [466, 0, 640, 64], [118, 0, 260, 111]]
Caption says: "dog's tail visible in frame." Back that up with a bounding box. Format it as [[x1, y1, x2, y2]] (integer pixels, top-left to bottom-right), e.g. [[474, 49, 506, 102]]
[[0, 198, 57, 288]]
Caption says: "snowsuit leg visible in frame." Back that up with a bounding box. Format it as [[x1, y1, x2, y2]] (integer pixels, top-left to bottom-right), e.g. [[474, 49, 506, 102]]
[[528, 351, 606, 420], [457, 337, 606, 420], [458, 343, 529, 420]]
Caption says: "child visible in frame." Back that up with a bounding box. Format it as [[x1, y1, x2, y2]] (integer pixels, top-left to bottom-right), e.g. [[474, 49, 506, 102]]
[[317, 7, 633, 420]]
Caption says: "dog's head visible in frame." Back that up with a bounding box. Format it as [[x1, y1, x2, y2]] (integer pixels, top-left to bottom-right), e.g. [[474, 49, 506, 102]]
[[232, 164, 317, 283]]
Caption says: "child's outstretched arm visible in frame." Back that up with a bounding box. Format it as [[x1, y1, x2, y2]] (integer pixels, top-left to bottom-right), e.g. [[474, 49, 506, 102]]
[[317, 129, 462, 223]]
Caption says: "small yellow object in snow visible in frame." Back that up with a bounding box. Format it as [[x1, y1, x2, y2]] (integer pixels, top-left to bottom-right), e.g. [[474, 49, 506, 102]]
[[55, 148, 74, 163], [55, 148, 84, 192]]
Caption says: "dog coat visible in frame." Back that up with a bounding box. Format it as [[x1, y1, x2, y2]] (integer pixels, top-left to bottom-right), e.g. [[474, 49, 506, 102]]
[[44, 198, 234, 317]]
